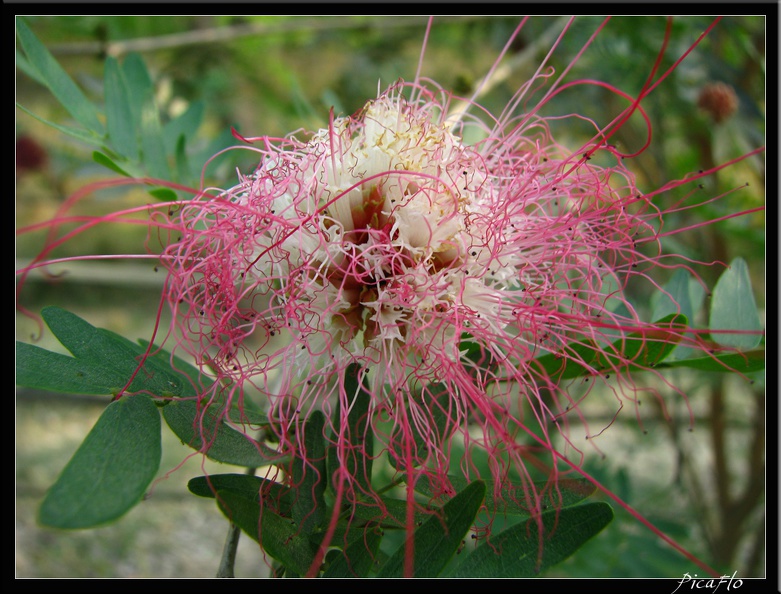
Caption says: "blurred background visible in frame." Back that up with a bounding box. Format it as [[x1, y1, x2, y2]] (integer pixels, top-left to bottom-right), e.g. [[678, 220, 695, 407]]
[[16, 15, 766, 578]]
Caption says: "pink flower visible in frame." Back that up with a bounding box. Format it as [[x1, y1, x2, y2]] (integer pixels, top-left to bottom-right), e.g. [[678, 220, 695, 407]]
[[162, 73, 710, 556]]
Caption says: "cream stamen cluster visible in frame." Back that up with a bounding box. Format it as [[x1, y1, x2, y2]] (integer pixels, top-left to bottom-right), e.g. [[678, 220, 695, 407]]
[[218, 91, 521, 383]]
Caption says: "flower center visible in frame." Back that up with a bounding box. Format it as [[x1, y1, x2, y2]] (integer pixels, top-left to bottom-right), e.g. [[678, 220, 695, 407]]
[[234, 90, 516, 373]]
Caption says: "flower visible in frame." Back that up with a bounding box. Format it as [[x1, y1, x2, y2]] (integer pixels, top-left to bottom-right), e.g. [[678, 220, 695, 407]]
[[164, 78, 668, 528]]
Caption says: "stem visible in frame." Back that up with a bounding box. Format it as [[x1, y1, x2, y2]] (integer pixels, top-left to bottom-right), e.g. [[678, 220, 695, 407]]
[[216, 522, 242, 578], [216, 466, 257, 578], [446, 16, 571, 123], [375, 475, 406, 496], [44, 16, 486, 58]]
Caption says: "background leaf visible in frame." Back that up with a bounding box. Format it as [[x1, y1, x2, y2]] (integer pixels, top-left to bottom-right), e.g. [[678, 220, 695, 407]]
[[104, 56, 137, 161], [651, 268, 702, 360], [92, 151, 132, 177], [16, 18, 104, 135], [163, 100, 204, 154], [38, 394, 161, 529], [709, 257, 763, 349], [15, 103, 103, 146], [121, 52, 169, 179], [657, 349, 765, 373], [532, 314, 687, 380]]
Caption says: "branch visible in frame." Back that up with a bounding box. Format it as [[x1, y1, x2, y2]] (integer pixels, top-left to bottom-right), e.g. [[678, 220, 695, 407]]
[[44, 16, 486, 58], [216, 465, 257, 578], [216, 522, 242, 578], [446, 16, 571, 122]]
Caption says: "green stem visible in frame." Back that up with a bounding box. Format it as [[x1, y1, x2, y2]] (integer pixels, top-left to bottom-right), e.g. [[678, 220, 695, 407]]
[[375, 475, 406, 496], [216, 466, 257, 578], [216, 522, 242, 578]]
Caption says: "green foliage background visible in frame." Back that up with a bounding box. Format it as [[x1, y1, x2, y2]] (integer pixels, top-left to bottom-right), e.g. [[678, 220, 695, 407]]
[[16, 15, 766, 578]]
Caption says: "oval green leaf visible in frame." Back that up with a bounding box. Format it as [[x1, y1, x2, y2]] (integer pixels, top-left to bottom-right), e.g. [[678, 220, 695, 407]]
[[413, 475, 597, 517], [17, 307, 196, 399], [38, 394, 161, 529], [188, 473, 292, 517], [446, 501, 613, 577], [328, 364, 373, 493], [162, 399, 279, 467], [709, 257, 763, 349], [652, 269, 701, 360]]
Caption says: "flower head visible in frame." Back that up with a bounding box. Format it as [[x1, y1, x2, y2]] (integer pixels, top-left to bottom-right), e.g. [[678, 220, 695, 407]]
[[164, 77, 668, 521]]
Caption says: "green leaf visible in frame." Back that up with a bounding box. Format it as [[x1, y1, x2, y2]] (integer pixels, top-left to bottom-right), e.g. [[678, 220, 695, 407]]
[[138, 338, 270, 426], [17, 341, 128, 396], [122, 53, 168, 179], [709, 257, 763, 349], [653, 270, 691, 322], [162, 399, 280, 467], [322, 527, 383, 578], [532, 314, 687, 381], [39, 394, 161, 529], [188, 473, 292, 516], [531, 340, 599, 381], [446, 502, 613, 577], [136, 338, 205, 388], [104, 56, 137, 161], [292, 410, 328, 541], [656, 349, 765, 373], [174, 134, 190, 184], [387, 382, 454, 471], [15, 48, 44, 86], [194, 126, 240, 177], [16, 307, 193, 398], [328, 364, 373, 493], [351, 496, 432, 529], [376, 480, 485, 578], [92, 151, 132, 177], [651, 269, 701, 360], [215, 490, 318, 576], [414, 476, 596, 516], [16, 103, 102, 147], [597, 313, 687, 370], [16, 18, 104, 135], [163, 100, 204, 154], [147, 187, 178, 201]]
